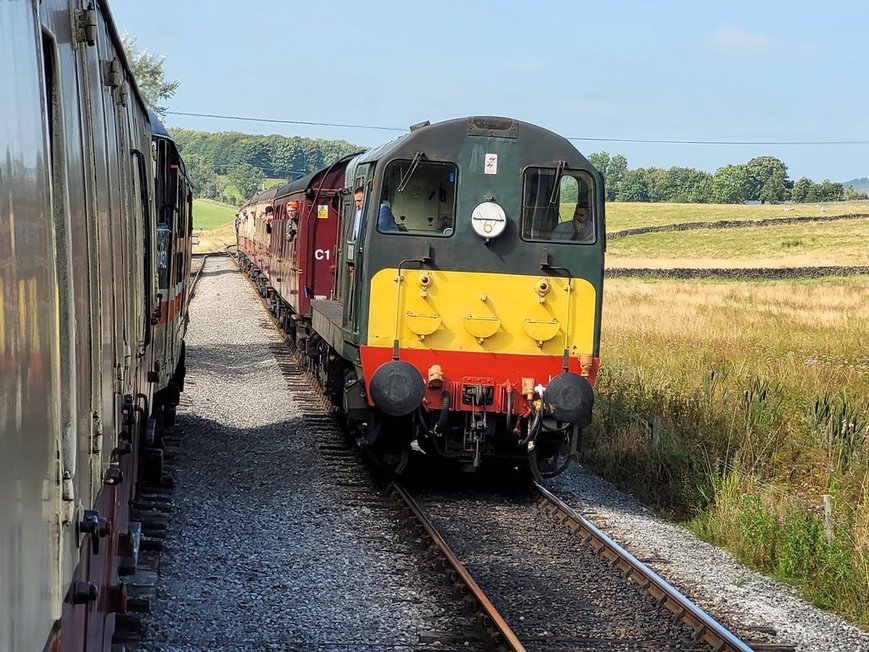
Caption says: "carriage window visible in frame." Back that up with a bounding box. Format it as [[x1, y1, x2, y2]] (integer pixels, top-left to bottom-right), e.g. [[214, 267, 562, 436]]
[[521, 168, 595, 243], [379, 159, 457, 236]]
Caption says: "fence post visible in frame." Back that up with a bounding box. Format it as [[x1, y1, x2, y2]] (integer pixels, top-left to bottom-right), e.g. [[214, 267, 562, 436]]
[[650, 416, 662, 447], [823, 494, 833, 545]]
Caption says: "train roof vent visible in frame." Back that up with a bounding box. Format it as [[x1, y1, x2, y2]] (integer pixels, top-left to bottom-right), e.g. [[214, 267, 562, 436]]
[[409, 120, 430, 132], [468, 116, 518, 139]]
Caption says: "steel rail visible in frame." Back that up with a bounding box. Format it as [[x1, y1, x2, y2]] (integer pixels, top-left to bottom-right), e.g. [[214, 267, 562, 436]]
[[189, 251, 227, 300], [387, 482, 526, 652], [533, 482, 756, 652]]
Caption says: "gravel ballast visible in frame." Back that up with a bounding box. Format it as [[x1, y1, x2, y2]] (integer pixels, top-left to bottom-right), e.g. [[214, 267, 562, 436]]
[[546, 469, 869, 652], [137, 257, 483, 651]]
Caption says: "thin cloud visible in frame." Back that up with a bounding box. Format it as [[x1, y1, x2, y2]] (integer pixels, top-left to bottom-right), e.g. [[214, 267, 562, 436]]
[[710, 27, 773, 56]]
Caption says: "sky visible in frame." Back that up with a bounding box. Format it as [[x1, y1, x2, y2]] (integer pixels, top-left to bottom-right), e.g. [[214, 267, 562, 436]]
[[110, 0, 869, 184]]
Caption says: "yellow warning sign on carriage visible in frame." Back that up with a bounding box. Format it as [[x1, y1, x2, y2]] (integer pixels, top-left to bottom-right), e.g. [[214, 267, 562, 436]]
[[318, 205, 329, 220]]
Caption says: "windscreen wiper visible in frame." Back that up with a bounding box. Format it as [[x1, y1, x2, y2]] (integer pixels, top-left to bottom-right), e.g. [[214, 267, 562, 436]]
[[547, 160, 566, 207], [397, 151, 425, 193]]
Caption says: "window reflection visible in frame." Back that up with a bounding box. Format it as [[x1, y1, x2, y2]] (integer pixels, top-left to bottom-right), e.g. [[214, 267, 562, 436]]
[[522, 168, 594, 243], [379, 160, 457, 236]]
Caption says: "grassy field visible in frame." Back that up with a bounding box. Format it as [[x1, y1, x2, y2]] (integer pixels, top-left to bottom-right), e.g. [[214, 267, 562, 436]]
[[582, 200, 869, 627], [605, 199, 869, 231], [192, 199, 237, 253], [607, 219, 869, 267], [193, 199, 236, 230], [193, 222, 236, 253]]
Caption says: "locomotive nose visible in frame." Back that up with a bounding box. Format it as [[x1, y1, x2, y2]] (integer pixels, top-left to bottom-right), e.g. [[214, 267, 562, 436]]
[[369, 360, 426, 416], [542, 372, 594, 427]]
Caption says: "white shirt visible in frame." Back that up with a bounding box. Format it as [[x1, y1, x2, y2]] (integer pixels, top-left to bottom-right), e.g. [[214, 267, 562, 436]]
[[352, 208, 362, 240]]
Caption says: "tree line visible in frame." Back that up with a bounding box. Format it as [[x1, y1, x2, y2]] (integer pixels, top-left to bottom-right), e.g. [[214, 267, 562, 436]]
[[588, 152, 866, 204], [171, 130, 360, 204], [173, 128, 865, 207]]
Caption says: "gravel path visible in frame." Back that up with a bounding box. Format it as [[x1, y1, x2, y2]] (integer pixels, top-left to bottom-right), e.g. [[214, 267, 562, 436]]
[[137, 256, 481, 651], [545, 468, 869, 652]]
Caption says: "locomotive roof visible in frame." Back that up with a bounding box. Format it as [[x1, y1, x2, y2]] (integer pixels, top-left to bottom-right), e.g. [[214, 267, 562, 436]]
[[251, 184, 281, 204], [355, 116, 587, 167], [148, 112, 171, 138]]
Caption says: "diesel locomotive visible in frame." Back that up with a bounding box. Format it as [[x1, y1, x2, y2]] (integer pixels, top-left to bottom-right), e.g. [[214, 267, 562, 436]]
[[237, 116, 604, 477], [1, 1, 192, 650]]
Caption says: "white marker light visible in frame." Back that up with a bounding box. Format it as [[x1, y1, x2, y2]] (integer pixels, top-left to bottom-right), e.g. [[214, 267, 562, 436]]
[[470, 201, 507, 239]]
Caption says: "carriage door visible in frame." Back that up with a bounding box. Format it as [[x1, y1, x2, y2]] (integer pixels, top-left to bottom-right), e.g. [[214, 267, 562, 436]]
[[309, 194, 340, 302], [341, 167, 372, 331]]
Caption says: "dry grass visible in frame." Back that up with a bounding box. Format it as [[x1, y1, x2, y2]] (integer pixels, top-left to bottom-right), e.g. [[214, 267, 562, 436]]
[[588, 275, 869, 625], [192, 223, 237, 253]]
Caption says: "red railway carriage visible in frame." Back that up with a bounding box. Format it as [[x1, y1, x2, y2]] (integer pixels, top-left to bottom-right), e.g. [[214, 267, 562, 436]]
[[238, 156, 351, 318]]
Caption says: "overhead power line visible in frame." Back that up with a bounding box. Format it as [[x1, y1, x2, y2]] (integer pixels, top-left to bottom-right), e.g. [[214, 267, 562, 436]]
[[568, 136, 869, 146], [166, 111, 405, 133], [165, 110, 869, 146]]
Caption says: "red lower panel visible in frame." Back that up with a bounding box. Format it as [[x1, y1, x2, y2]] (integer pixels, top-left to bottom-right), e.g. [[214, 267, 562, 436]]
[[359, 346, 599, 411]]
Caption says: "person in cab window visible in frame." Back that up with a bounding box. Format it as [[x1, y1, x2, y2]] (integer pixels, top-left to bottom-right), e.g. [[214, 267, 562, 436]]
[[552, 199, 592, 242], [352, 187, 364, 240], [378, 200, 401, 232]]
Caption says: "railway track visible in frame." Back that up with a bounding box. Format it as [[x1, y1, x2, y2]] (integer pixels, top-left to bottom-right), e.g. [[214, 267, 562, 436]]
[[190, 250, 223, 299], [406, 483, 727, 651], [531, 484, 796, 652]]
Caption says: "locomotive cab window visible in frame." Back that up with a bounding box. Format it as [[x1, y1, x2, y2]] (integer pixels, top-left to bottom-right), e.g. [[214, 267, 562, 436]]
[[378, 159, 457, 236], [521, 167, 595, 243]]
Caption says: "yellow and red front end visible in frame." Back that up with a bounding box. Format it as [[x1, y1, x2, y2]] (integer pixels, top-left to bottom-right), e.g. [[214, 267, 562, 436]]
[[360, 267, 599, 419]]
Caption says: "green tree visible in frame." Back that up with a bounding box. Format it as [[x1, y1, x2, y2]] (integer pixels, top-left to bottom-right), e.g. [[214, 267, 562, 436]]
[[616, 169, 650, 202], [121, 35, 179, 117], [230, 163, 266, 202], [746, 156, 790, 203], [791, 177, 812, 203], [654, 167, 713, 203], [711, 164, 751, 203], [588, 151, 628, 200], [185, 155, 220, 199], [846, 185, 868, 200], [644, 168, 669, 202], [812, 180, 845, 202]]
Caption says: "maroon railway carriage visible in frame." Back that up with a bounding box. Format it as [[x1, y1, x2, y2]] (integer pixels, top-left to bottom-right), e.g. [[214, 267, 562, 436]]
[[237, 157, 350, 320]]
